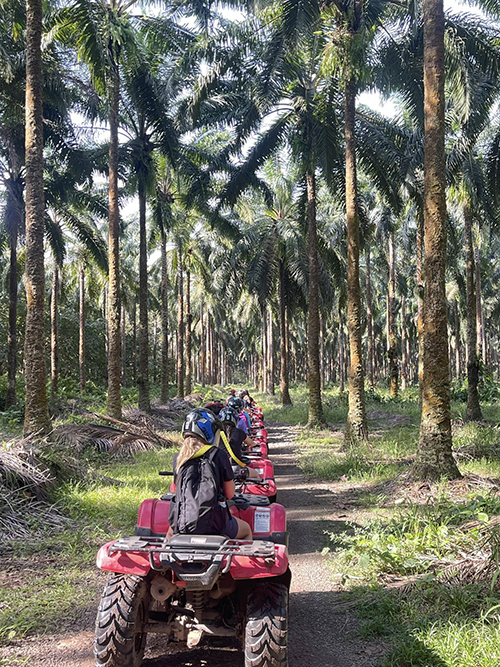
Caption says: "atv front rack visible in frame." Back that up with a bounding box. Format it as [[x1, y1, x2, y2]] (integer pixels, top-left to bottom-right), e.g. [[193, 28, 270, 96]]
[[109, 535, 276, 588]]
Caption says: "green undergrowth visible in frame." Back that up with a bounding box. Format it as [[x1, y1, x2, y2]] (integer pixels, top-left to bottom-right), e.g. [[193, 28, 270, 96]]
[[348, 579, 500, 667], [0, 447, 176, 645], [327, 493, 500, 666], [252, 384, 500, 666]]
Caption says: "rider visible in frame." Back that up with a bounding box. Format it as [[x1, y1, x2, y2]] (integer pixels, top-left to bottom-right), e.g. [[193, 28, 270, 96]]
[[239, 389, 255, 408], [228, 396, 251, 434], [170, 409, 252, 540], [205, 398, 225, 415], [218, 407, 261, 480]]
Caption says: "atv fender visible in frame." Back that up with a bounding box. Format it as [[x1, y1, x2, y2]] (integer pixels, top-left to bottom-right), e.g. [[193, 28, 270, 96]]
[[96, 541, 151, 576], [230, 544, 288, 580], [136, 498, 171, 536]]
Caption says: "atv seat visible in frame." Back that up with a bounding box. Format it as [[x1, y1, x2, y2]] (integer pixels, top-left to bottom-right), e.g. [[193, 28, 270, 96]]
[[240, 494, 270, 506]]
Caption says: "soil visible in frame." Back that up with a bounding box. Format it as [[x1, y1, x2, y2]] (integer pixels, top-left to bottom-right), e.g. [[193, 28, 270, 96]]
[[0, 421, 385, 667]]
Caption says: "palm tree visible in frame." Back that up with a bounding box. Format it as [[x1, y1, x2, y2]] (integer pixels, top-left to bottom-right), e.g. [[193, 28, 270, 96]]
[[345, 73, 368, 442], [57, 0, 146, 418], [463, 202, 483, 420], [192, 22, 343, 423], [23, 0, 50, 435], [413, 0, 460, 480]]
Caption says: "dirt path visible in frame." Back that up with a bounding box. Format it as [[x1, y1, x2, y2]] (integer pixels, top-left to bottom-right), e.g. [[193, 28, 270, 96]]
[[0, 421, 383, 667]]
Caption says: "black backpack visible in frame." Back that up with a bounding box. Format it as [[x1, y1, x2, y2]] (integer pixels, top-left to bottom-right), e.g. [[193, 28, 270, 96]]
[[169, 447, 229, 535]]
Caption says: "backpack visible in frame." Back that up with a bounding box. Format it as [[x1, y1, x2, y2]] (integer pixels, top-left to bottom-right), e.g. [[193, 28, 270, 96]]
[[169, 447, 229, 535]]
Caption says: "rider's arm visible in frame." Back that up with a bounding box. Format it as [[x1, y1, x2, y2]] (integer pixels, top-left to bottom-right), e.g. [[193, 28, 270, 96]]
[[244, 435, 257, 448], [224, 480, 235, 499], [220, 449, 235, 499]]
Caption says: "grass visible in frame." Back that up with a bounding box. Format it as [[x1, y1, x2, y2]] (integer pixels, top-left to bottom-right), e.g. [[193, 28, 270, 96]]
[[349, 580, 500, 667], [0, 448, 176, 645]]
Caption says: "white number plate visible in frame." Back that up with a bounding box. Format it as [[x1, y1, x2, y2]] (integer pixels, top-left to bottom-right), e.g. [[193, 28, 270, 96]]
[[254, 509, 271, 534]]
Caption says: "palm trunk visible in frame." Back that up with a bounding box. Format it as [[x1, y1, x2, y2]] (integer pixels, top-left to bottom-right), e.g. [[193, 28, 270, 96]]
[[465, 205, 482, 421], [50, 260, 59, 403], [345, 77, 368, 444], [160, 228, 169, 402], [262, 304, 267, 393], [414, 0, 460, 480], [214, 330, 219, 384], [23, 0, 50, 435], [138, 179, 151, 413], [388, 231, 398, 398], [474, 244, 486, 365], [416, 211, 425, 401], [401, 294, 407, 391], [79, 266, 86, 393], [6, 227, 18, 408], [207, 313, 212, 385], [185, 269, 192, 396], [306, 169, 324, 427], [454, 301, 461, 378], [339, 316, 345, 393], [106, 67, 122, 419], [279, 261, 292, 405], [132, 301, 137, 384], [200, 299, 206, 387], [177, 239, 184, 397], [268, 307, 275, 395], [365, 247, 374, 388], [121, 305, 126, 386], [153, 317, 158, 384]]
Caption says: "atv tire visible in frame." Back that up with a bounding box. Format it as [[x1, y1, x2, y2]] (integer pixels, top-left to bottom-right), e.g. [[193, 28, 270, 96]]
[[94, 574, 150, 667], [244, 581, 288, 667]]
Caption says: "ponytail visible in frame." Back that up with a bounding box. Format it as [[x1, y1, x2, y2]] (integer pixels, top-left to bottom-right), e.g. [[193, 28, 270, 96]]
[[176, 436, 206, 470]]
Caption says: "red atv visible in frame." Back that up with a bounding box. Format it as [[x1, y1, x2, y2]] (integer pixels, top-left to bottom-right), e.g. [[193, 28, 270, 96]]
[[250, 434, 269, 458], [233, 460, 278, 504], [94, 487, 290, 667]]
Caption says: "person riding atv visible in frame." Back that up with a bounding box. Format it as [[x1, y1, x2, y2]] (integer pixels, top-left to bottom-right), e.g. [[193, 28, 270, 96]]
[[227, 397, 252, 435], [218, 407, 262, 480], [168, 408, 252, 541]]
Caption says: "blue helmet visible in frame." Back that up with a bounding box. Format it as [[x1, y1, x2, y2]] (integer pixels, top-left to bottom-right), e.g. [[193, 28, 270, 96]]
[[182, 409, 221, 444], [219, 406, 239, 427]]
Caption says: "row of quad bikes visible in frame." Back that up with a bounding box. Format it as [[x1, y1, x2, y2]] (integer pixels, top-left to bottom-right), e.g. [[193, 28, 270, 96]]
[[94, 405, 290, 667]]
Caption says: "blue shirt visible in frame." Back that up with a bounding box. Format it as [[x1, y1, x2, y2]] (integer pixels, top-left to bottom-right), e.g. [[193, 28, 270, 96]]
[[236, 418, 248, 434]]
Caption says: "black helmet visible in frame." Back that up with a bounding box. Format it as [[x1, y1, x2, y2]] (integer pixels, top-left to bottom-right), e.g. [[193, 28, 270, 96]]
[[227, 396, 243, 411], [219, 406, 239, 427], [182, 408, 221, 444]]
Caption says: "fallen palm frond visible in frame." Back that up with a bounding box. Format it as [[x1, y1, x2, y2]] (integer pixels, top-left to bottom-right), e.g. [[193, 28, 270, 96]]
[[0, 441, 75, 547], [124, 406, 177, 432], [0, 445, 53, 499], [0, 484, 73, 547], [54, 417, 177, 458]]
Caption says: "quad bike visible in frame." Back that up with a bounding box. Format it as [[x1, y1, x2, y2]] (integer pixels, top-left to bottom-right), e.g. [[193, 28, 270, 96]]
[[233, 465, 278, 504], [251, 434, 269, 458], [244, 455, 275, 481], [94, 482, 290, 667]]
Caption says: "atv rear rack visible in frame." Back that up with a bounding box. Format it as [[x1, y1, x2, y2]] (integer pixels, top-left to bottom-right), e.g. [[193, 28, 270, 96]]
[[109, 535, 275, 557], [108, 535, 276, 588]]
